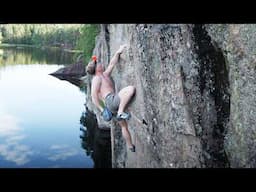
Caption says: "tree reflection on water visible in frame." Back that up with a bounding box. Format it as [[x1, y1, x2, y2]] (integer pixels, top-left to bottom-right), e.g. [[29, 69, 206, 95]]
[[80, 106, 111, 168]]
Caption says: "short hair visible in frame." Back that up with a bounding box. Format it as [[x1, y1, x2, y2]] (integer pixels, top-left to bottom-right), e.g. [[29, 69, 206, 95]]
[[86, 60, 96, 75]]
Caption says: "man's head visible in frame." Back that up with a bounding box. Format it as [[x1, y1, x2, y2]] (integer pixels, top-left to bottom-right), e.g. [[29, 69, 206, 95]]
[[86, 60, 96, 75], [86, 55, 104, 75]]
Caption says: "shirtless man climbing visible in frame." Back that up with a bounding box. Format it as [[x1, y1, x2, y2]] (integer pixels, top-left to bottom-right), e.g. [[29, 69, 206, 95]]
[[86, 44, 136, 152]]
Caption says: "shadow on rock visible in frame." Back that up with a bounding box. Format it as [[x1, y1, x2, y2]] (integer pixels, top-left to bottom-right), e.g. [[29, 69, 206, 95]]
[[80, 106, 111, 168]]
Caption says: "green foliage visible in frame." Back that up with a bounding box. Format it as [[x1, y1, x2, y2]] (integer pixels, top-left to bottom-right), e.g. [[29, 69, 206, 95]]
[[75, 24, 100, 64], [0, 24, 81, 49], [0, 24, 100, 64]]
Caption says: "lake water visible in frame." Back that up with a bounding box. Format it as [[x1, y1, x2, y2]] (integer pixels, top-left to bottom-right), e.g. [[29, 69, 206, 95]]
[[0, 47, 111, 168]]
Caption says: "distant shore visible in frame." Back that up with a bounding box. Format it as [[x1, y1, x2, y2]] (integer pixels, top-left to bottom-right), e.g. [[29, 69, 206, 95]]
[[0, 43, 83, 53]]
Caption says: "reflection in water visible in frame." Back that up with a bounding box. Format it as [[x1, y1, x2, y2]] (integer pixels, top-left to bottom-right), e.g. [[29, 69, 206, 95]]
[[0, 46, 74, 65], [0, 47, 92, 167], [0, 114, 33, 166], [80, 107, 111, 168]]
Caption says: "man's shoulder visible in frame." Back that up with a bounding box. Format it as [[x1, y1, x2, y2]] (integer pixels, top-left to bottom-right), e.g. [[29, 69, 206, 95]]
[[102, 71, 110, 77], [92, 75, 102, 83], [92, 74, 101, 79]]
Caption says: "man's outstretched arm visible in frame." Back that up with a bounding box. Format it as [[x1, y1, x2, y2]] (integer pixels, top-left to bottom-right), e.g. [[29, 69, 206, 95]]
[[104, 44, 127, 76], [91, 76, 104, 113]]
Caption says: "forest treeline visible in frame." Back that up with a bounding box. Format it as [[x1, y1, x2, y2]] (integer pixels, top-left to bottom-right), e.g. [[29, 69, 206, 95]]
[[0, 24, 100, 63]]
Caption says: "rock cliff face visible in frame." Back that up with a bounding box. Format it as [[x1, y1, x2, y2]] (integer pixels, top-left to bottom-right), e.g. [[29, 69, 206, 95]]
[[86, 24, 256, 168], [206, 24, 256, 167]]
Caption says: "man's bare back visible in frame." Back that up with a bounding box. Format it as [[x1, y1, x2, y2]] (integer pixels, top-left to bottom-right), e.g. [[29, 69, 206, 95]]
[[93, 73, 115, 100], [87, 44, 136, 152], [89, 44, 128, 113]]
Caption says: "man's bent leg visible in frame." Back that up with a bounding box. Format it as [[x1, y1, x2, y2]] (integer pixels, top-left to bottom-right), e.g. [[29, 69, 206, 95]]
[[117, 85, 135, 116]]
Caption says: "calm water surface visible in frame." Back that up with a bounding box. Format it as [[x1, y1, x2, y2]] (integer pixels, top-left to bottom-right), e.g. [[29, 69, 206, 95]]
[[0, 47, 110, 168]]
